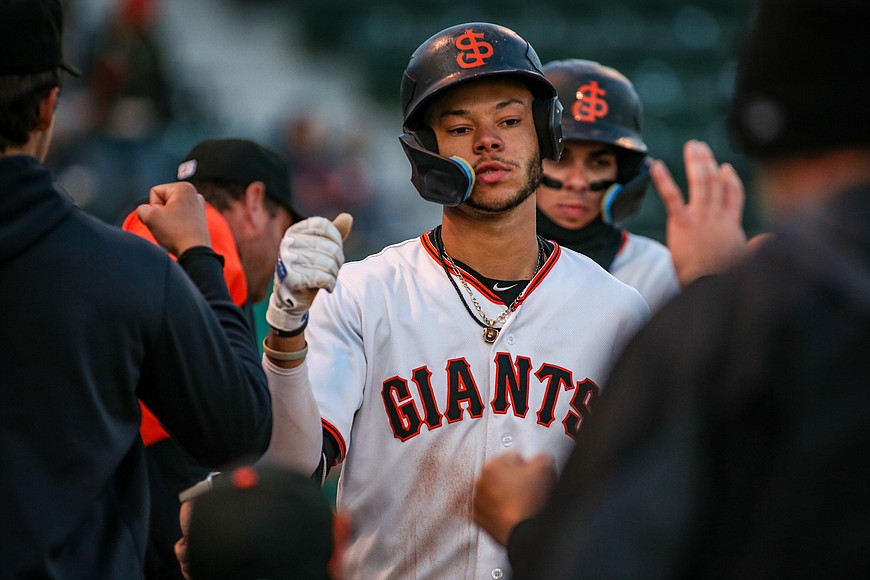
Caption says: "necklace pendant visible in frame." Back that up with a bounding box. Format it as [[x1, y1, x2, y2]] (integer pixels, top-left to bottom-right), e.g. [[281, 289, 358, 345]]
[[483, 326, 499, 343]]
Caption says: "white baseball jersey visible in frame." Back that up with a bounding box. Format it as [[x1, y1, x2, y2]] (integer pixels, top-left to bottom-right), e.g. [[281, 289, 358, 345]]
[[610, 231, 680, 312], [306, 233, 650, 579]]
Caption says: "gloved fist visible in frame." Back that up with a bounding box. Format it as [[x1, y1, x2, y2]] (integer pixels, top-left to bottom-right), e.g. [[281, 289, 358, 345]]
[[266, 214, 353, 333]]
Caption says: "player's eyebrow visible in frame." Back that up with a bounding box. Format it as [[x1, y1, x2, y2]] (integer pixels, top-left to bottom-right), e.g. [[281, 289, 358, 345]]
[[437, 98, 527, 121]]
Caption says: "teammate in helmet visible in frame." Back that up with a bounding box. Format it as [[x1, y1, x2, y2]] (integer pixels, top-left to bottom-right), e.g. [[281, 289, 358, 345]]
[[227, 22, 650, 579], [537, 59, 680, 311]]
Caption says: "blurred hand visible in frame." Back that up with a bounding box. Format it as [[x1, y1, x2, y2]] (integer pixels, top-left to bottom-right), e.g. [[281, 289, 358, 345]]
[[174, 499, 194, 580], [330, 510, 353, 580], [137, 182, 210, 257], [472, 452, 557, 546], [652, 140, 749, 286]]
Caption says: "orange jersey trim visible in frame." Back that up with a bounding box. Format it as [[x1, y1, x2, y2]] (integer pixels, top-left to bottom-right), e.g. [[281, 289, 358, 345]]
[[420, 231, 557, 306]]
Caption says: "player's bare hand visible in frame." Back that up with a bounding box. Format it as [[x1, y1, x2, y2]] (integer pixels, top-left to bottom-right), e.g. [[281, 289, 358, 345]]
[[652, 140, 748, 286], [174, 499, 194, 580], [265, 213, 353, 334], [137, 182, 211, 257], [472, 451, 557, 547]]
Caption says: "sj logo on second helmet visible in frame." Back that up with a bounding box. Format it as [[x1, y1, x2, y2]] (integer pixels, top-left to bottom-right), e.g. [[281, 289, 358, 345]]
[[572, 80, 609, 122]]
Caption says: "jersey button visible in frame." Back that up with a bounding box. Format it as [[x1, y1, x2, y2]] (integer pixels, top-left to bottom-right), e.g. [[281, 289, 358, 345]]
[[491, 568, 504, 579], [501, 434, 513, 447], [506, 334, 516, 345]]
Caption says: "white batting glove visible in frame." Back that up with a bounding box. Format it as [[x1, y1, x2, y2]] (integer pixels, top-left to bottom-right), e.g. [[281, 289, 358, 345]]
[[266, 216, 346, 334]]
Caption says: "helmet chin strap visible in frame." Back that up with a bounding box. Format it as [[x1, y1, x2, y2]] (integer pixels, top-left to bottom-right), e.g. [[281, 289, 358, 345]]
[[399, 132, 476, 206], [540, 156, 651, 227]]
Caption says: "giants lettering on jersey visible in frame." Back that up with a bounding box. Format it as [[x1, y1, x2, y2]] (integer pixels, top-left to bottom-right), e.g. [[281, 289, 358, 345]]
[[380, 352, 599, 441]]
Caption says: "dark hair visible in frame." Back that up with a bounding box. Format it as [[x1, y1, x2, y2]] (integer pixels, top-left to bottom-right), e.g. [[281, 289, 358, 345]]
[[190, 179, 282, 218], [0, 69, 60, 151]]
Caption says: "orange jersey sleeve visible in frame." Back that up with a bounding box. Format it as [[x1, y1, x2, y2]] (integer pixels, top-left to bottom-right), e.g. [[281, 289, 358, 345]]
[[122, 202, 249, 446]]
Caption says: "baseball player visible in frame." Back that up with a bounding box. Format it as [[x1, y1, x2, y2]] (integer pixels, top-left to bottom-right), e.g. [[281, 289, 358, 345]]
[[537, 59, 680, 311], [231, 23, 650, 579]]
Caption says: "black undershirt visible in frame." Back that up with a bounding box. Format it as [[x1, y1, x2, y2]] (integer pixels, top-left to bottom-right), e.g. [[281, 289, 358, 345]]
[[536, 208, 623, 271]]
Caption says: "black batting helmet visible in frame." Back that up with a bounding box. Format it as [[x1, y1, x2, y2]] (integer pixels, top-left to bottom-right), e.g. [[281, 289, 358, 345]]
[[543, 59, 651, 225], [398, 22, 563, 206]]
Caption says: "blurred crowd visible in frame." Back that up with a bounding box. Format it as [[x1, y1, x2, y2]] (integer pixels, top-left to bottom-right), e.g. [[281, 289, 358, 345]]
[[48, 0, 387, 260]]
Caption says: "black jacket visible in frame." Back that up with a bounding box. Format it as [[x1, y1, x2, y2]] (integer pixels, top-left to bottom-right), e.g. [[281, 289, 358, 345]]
[[0, 156, 272, 578], [510, 183, 870, 579]]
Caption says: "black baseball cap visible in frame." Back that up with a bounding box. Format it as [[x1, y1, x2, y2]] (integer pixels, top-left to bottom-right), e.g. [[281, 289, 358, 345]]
[[187, 463, 334, 580], [728, 0, 870, 159], [0, 0, 81, 77], [177, 138, 304, 221]]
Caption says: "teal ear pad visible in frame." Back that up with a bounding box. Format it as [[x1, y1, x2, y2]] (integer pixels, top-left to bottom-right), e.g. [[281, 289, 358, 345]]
[[601, 157, 652, 226]]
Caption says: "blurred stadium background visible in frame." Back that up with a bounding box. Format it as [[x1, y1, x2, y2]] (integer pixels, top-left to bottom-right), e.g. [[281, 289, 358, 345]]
[[53, 0, 764, 261]]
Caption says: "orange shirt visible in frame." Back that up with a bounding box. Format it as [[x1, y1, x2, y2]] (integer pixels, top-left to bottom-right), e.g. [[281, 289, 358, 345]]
[[122, 203, 248, 446]]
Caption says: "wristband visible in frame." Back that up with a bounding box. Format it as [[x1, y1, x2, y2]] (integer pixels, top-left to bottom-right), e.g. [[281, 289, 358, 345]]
[[268, 312, 308, 337], [263, 339, 309, 361]]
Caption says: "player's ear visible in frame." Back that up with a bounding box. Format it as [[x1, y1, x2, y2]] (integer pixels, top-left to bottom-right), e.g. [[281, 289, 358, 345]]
[[35, 87, 60, 131], [242, 181, 268, 224]]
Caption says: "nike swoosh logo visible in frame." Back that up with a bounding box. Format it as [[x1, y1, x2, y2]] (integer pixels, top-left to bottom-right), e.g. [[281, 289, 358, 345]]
[[493, 282, 518, 292]]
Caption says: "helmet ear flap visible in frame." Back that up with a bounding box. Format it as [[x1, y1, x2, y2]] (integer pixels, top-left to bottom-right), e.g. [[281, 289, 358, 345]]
[[399, 132, 475, 206], [410, 126, 439, 154], [601, 156, 652, 227], [533, 96, 564, 161]]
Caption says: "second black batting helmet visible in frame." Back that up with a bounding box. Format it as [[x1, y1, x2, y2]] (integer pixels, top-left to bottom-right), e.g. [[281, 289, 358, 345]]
[[398, 22, 563, 206], [543, 59, 651, 226]]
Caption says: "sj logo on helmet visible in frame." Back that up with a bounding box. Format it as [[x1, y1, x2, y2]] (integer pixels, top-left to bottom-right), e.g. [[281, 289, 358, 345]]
[[572, 80, 609, 122], [455, 29, 494, 69]]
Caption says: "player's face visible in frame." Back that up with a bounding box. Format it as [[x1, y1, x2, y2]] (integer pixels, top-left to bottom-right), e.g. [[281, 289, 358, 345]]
[[536, 140, 618, 229], [425, 77, 542, 213]]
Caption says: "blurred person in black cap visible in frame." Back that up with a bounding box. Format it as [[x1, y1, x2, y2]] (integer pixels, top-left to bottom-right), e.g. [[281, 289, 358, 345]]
[[124, 138, 305, 311], [178, 462, 349, 580], [121, 138, 304, 579], [472, 0, 870, 577], [0, 1, 273, 577]]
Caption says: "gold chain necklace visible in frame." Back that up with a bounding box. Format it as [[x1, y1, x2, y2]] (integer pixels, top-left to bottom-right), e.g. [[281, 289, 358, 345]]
[[440, 241, 544, 343]]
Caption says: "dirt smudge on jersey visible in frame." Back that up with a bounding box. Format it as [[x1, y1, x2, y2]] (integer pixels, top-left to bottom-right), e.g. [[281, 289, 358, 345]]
[[396, 430, 478, 577]]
